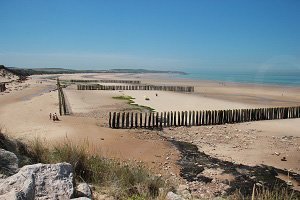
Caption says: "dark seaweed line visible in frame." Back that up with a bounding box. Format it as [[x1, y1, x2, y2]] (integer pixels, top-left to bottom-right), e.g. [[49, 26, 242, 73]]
[[170, 139, 300, 197]]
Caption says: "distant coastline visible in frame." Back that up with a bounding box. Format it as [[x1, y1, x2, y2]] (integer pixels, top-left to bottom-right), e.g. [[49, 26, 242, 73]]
[[178, 70, 300, 87], [6, 66, 187, 76], [3, 65, 300, 87]]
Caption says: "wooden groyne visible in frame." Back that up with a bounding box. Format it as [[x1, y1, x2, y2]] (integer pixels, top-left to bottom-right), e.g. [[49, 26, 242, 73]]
[[57, 79, 70, 115], [77, 84, 194, 92], [68, 79, 141, 84], [0, 83, 6, 92], [108, 106, 300, 129]]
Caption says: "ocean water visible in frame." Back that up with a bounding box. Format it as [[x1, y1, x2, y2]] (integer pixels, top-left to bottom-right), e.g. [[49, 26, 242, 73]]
[[178, 70, 300, 86]]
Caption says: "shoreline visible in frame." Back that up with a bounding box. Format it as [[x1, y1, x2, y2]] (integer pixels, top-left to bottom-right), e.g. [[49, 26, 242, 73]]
[[176, 70, 300, 88]]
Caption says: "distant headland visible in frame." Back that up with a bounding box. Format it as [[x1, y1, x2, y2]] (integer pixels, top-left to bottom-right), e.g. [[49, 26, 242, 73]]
[[2, 65, 187, 76]]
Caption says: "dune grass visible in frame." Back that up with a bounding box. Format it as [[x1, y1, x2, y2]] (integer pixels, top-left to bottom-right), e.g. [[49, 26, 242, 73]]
[[28, 136, 168, 199], [229, 184, 298, 200]]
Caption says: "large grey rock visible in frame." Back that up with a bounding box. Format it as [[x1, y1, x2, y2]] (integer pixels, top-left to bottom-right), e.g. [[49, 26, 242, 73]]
[[0, 148, 19, 176], [166, 191, 184, 200], [76, 183, 92, 198], [72, 198, 91, 200], [0, 162, 74, 200]]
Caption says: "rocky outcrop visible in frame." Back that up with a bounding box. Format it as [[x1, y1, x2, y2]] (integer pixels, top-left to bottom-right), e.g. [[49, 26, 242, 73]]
[[0, 148, 19, 177], [0, 163, 74, 200], [75, 183, 92, 198]]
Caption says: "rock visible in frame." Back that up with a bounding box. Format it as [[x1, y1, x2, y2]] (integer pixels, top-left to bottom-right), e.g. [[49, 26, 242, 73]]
[[0, 162, 74, 200], [0, 148, 19, 176], [180, 189, 192, 199], [76, 183, 92, 198], [0, 190, 19, 200], [178, 184, 189, 192], [166, 191, 183, 200], [72, 197, 91, 200]]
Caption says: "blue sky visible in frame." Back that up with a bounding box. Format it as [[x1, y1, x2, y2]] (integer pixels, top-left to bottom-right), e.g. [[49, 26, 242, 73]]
[[0, 0, 299, 72]]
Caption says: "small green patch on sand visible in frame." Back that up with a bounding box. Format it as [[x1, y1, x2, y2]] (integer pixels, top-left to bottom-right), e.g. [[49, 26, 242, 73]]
[[113, 95, 155, 112]]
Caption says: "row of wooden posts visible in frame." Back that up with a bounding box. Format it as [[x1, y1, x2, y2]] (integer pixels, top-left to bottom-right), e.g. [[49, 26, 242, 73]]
[[109, 106, 300, 129], [77, 84, 194, 92], [57, 79, 69, 115], [0, 83, 6, 92], [68, 79, 141, 84]]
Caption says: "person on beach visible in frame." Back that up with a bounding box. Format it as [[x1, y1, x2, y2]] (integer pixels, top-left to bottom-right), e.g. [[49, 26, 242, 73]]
[[52, 114, 56, 121], [49, 113, 52, 120], [54, 113, 59, 121]]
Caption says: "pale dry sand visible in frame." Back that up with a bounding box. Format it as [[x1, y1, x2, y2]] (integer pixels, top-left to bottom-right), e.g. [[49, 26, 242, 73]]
[[114, 90, 267, 112], [0, 75, 180, 176], [1, 72, 300, 187]]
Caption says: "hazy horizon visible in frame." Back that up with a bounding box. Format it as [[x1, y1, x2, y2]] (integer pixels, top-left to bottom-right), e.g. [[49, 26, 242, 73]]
[[1, 0, 299, 72]]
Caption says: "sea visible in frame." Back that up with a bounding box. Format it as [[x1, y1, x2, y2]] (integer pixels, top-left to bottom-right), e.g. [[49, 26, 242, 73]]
[[177, 70, 300, 86]]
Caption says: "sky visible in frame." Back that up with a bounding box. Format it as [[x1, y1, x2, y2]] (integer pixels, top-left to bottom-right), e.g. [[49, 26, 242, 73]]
[[0, 0, 299, 72]]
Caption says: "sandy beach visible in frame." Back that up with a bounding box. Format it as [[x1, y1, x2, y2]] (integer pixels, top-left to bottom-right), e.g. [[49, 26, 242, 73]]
[[1, 72, 300, 194]]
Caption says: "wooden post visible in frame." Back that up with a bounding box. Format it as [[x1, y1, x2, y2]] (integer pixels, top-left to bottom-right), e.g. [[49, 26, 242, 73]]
[[167, 112, 170, 127], [144, 113, 147, 128], [135, 113, 138, 128], [174, 111, 177, 126], [125, 113, 129, 128], [156, 112, 159, 128], [112, 112, 116, 128], [131, 112, 134, 128], [57, 79, 62, 116], [121, 112, 125, 128], [199, 111, 202, 125], [212, 110, 216, 125], [116, 112, 120, 128], [192, 111, 195, 126], [164, 112, 167, 127], [148, 113, 151, 128], [109, 112, 112, 127], [170, 111, 173, 127], [185, 111, 188, 126], [152, 112, 155, 128], [188, 111, 192, 126], [218, 110, 222, 124], [160, 112, 163, 128]]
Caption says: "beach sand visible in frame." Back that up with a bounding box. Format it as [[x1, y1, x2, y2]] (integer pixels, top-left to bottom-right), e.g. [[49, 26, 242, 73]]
[[1, 72, 300, 191]]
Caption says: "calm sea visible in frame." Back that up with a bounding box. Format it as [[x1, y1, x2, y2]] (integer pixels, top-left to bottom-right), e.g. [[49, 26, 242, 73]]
[[177, 70, 300, 86]]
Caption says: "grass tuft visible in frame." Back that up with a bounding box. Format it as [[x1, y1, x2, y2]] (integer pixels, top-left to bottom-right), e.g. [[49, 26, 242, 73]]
[[230, 184, 298, 200], [27, 136, 167, 199]]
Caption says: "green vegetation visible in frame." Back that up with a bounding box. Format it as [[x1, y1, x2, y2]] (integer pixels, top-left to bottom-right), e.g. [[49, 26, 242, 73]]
[[230, 185, 298, 200], [28, 136, 168, 199], [113, 95, 155, 112], [113, 95, 135, 103]]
